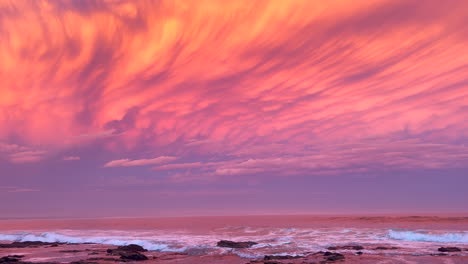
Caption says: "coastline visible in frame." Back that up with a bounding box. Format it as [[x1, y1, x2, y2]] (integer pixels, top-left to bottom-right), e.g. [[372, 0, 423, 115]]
[[1, 241, 468, 264]]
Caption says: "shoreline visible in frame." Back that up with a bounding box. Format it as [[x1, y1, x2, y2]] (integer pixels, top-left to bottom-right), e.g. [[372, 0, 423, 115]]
[[1, 241, 467, 264]]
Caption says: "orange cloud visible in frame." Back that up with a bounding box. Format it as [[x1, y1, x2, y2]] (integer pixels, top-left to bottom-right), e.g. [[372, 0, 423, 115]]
[[0, 0, 467, 175]]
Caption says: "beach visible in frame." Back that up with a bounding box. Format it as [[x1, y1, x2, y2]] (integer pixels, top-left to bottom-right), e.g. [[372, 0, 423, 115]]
[[1, 216, 467, 264]]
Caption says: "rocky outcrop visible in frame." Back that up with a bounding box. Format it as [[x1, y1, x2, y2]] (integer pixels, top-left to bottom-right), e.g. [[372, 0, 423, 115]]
[[106, 244, 147, 255], [118, 252, 149, 261], [106, 244, 148, 261], [115, 244, 147, 252], [216, 240, 258, 248], [323, 252, 345, 261], [438, 247, 461, 252]]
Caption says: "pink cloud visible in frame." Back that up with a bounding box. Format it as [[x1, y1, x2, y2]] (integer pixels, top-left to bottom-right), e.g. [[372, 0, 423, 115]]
[[0, 0, 466, 177], [63, 156, 80, 161], [152, 162, 204, 171], [8, 150, 46, 163], [104, 156, 177, 168], [0, 186, 39, 192]]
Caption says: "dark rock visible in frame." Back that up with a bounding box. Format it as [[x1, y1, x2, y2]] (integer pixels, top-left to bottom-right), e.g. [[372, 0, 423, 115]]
[[0, 257, 20, 263], [438, 247, 461, 252], [87, 257, 119, 262], [106, 244, 147, 255], [323, 252, 345, 261], [327, 245, 363, 250], [87, 252, 99, 255], [69, 262, 99, 264], [430, 253, 448, 256], [50, 244, 59, 247], [264, 255, 302, 260], [216, 240, 258, 248], [356, 251, 363, 255], [0, 255, 26, 263], [118, 252, 148, 261], [0, 259, 59, 264], [59, 250, 81, 253], [374, 246, 398, 250], [0, 242, 62, 248], [115, 244, 147, 252], [2, 262, 58, 264]]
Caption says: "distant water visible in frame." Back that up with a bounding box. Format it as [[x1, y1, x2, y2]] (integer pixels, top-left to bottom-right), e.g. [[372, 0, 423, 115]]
[[1, 216, 467, 258]]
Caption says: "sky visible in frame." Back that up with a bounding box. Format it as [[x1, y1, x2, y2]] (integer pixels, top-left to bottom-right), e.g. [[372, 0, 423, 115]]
[[0, 0, 467, 218]]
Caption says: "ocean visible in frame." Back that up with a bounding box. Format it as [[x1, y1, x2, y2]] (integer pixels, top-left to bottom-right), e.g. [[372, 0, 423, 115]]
[[0, 215, 467, 258]]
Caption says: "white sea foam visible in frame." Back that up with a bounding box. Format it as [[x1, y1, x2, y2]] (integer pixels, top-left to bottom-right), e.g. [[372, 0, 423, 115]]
[[388, 230, 468, 243], [0, 232, 173, 251], [1, 227, 467, 258]]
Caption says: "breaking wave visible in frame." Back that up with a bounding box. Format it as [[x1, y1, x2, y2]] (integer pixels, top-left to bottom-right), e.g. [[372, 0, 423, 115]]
[[388, 230, 468, 243], [0, 232, 174, 251]]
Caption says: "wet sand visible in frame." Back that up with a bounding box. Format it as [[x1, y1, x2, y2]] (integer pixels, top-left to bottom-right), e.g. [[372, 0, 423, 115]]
[[1, 242, 467, 264]]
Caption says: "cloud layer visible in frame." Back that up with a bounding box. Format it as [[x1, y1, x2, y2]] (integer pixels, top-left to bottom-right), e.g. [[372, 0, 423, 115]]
[[0, 0, 467, 181]]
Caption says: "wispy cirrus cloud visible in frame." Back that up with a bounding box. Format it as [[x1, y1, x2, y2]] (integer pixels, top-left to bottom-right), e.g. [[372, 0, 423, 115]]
[[0, 143, 47, 163], [0, 186, 39, 193], [63, 156, 80, 161], [104, 156, 177, 168]]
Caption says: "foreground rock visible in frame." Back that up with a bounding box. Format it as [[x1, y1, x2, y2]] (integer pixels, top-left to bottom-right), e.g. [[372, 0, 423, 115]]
[[216, 240, 258, 248], [323, 252, 345, 261], [1, 256, 22, 263], [323, 252, 344, 261], [115, 244, 147, 252], [328, 245, 364, 250], [118, 252, 149, 261], [105, 244, 148, 261], [438, 247, 461, 252], [106, 244, 147, 255]]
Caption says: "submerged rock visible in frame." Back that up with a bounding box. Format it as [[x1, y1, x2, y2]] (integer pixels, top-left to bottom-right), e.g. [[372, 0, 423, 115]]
[[216, 240, 258, 248], [438, 247, 461, 252], [264, 255, 303, 260], [87, 257, 119, 262], [328, 245, 364, 250], [374, 246, 398, 250], [59, 250, 81, 253], [0, 242, 63, 248]]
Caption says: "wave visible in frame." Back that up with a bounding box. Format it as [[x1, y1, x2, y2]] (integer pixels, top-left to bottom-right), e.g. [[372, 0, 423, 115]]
[[0, 232, 175, 251], [388, 230, 468, 243]]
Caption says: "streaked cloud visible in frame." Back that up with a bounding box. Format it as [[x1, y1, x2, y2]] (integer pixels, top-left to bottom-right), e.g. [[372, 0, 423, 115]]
[[0, 0, 467, 178], [63, 156, 81, 161], [104, 156, 177, 168], [0, 186, 40, 193]]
